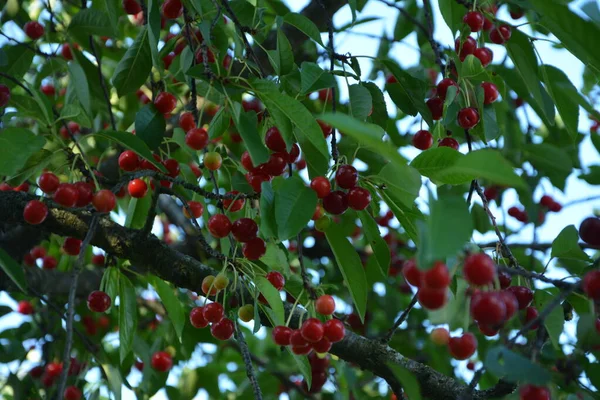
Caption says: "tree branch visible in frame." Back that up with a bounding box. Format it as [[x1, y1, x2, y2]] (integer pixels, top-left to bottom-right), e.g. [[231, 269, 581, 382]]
[[382, 293, 418, 343], [234, 321, 263, 400]]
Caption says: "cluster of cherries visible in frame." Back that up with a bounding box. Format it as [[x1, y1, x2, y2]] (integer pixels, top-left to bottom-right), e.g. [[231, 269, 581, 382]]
[[310, 165, 372, 217], [271, 295, 345, 356], [28, 358, 85, 399], [508, 194, 562, 224], [430, 327, 478, 361], [304, 353, 331, 394]]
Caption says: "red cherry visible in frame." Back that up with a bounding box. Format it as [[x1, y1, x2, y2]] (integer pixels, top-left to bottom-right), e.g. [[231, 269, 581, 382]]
[[519, 384, 550, 400], [17, 300, 34, 315], [499, 290, 519, 321], [436, 78, 459, 101], [0, 182, 14, 191], [246, 171, 271, 193], [203, 302, 224, 323], [161, 0, 183, 19], [335, 165, 358, 189], [322, 190, 348, 215], [478, 321, 500, 337], [242, 237, 266, 260], [402, 259, 422, 287], [579, 217, 600, 246], [323, 319, 345, 342], [265, 127, 287, 152], [347, 187, 372, 211], [223, 191, 245, 212], [413, 130, 434, 150], [162, 158, 180, 177], [265, 153, 288, 176], [315, 295, 335, 315], [74, 182, 94, 207], [430, 327, 450, 345], [463, 253, 496, 286], [448, 333, 477, 360], [506, 286, 533, 309], [481, 82, 499, 104], [509, 7, 525, 20], [195, 47, 215, 64], [122, 0, 142, 14], [92, 254, 105, 266], [185, 128, 209, 150], [61, 43, 73, 60], [266, 271, 285, 290], [386, 74, 398, 84], [439, 137, 459, 150], [310, 177, 331, 199], [211, 318, 234, 340], [417, 287, 447, 309], [64, 386, 82, 400], [474, 47, 493, 67], [151, 351, 173, 372], [128, 179, 147, 198], [583, 270, 600, 300], [422, 262, 450, 289], [183, 201, 203, 219], [24, 21, 45, 40], [54, 184, 79, 207], [290, 329, 308, 346], [208, 214, 231, 238], [317, 120, 333, 137], [291, 344, 312, 355], [231, 218, 258, 242], [92, 190, 116, 212], [524, 306, 540, 329], [23, 200, 48, 225], [455, 37, 477, 61], [179, 112, 196, 132], [241, 151, 255, 171], [29, 365, 44, 379], [498, 270, 512, 289], [312, 337, 332, 353], [272, 326, 293, 346], [45, 362, 63, 378], [458, 107, 480, 129], [154, 92, 177, 114], [63, 237, 82, 256], [41, 84, 56, 96], [87, 290, 111, 313], [287, 144, 301, 163], [466, 361, 475, 371], [0, 84, 10, 108], [31, 246, 46, 259], [301, 318, 324, 343], [490, 25, 512, 45], [463, 11, 485, 32], [426, 97, 444, 120], [318, 88, 333, 102], [162, 52, 175, 69], [42, 255, 58, 269], [548, 201, 562, 213], [470, 292, 506, 325], [189, 162, 202, 178]]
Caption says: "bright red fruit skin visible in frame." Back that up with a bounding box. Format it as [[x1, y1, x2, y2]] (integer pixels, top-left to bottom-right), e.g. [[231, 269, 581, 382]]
[[470, 292, 506, 326], [87, 291, 111, 312], [118, 150, 140, 171], [74, 182, 94, 207], [315, 295, 335, 315], [474, 47, 493, 67], [64, 386, 82, 400], [436, 78, 459, 101], [208, 214, 232, 238], [317, 119, 333, 137], [323, 319, 345, 342], [301, 318, 324, 343], [426, 97, 444, 120], [579, 217, 600, 246], [417, 287, 447, 309], [506, 286, 533, 309], [92, 254, 105, 266], [123, 0, 142, 14], [18, 300, 34, 315], [335, 165, 358, 189], [231, 218, 258, 242], [402, 259, 422, 287], [463, 11, 485, 32], [203, 302, 224, 323], [422, 262, 450, 289], [519, 384, 550, 400], [310, 177, 331, 199], [463, 253, 496, 286], [458, 107, 480, 129], [38, 172, 60, 194], [348, 187, 372, 211], [151, 351, 173, 372], [183, 201, 203, 219], [265, 153, 287, 176], [499, 290, 519, 320], [481, 82, 499, 104], [266, 271, 285, 290], [63, 237, 82, 256], [24, 21, 45, 40], [128, 179, 147, 198], [23, 200, 48, 225], [54, 184, 79, 207], [211, 318, 234, 340], [42, 255, 58, 269], [455, 37, 477, 61], [439, 137, 459, 150], [583, 270, 600, 300], [313, 337, 332, 353], [185, 128, 209, 150], [322, 190, 349, 215], [154, 92, 177, 114], [93, 190, 116, 213], [62, 44, 73, 60], [413, 130, 434, 150], [524, 306, 540, 329], [179, 112, 196, 132], [223, 191, 245, 212], [448, 333, 477, 360], [490, 25, 512, 44], [0, 84, 10, 108], [265, 127, 287, 152], [273, 326, 293, 345], [242, 237, 266, 260], [46, 362, 63, 378], [161, 0, 183, 19]]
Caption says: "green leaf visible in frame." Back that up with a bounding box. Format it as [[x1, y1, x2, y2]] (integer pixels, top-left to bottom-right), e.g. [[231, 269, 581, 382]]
[[101, 364, 123, 400], [69, 8, 116, 38], [0, 248, 27, 293], [0, 46, 34, 88], [410, 147, 474, 185], [485, 346, 552, 385], [152, 277, 186, 342], [319, 112, 406, 167], [259, 181, 278, 238], [255, 276, 285, 326], [551, 225, 591, 261], [378, 191, 421, 244], [459, 55, 491, 83], [0, 128, 46, 177], [505, 29, 555, 122], [232, 107, 270, 166], [6, 149, 53, 187], [147, 0, 163, 71], [272, 30, 294, 75], [124, 192, 152, 230], [362, 82, 388, 129], [382, 60, 432, 126], [371, 163, 421, 208], [481, 103, 500, 142], [112, 26, 152, 97], [274, 176, 318, 241], [299, 62, 336, 95], [438, 0, 464, 34], [393, 0, 419, 41], [533, 290, 565, 349], [68, 61, 91, 115], [540, 65, 585, 138], [523, 143, 572, 190], [348, 84, 373, 121], [290, 351, 312, 389], [207, 107, 230, 140], [119, 274, 138, 363], [387, 364, 422, 400], [97, 0, 119, 33], [577, 314, 600, 349], [358, 211, 390, 278], [58, 104, 92, 127], [135, 104, 166, 151], [325, 223, 368, 321], [530, 0, 600, 73], [92, 130, 166, 172], [444, 149, 526, 188], [283, 13, 325, 47]]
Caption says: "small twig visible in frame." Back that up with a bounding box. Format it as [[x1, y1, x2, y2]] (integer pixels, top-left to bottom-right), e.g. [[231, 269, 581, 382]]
[[234, 321, 263, 400], [465, 130, 476, 204], [297, 231, 317, 300], [0, 72, 34, 96], [495, 264, 580, 292], [0, 31, 53, 58], [88, 37, 116, 130], [422, 0, 446, 74], [382, 293, 418, 343]]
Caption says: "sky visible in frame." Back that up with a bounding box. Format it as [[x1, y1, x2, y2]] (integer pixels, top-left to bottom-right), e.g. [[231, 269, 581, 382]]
[[1, 0, 599, 399]]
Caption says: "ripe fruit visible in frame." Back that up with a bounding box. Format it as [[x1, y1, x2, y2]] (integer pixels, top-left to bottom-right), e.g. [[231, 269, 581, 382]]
[[151, 351, 173, 372], [323, 319, 345, 342], [122, 0, 142, 14], [506, 286, 533, 309], [322, 190, 348, 215], [0, 84, 10, 107], [265, 153, 287, 176], [154, 92, 177, 114], [204, 152, 222, 171], [402, 259, 422, 287], [203, 302, 224, 323], [211, 318, 234, 340], [498, 270, 512, 289], [413, 130, 434, 150], [17, 300, 34, 315], [417, 287, 447, 310], [426, 97, 444, 120], [74, 182, 94, 207], [524, 306, 540, 329], [54, 183, 79, 207], [430, 327, 450, 345], [179, 112, 196, 132], [265, 127, 287, 152], [455, 37, 477, 61], [310, 177, 331, 199], [448, 333, 477, 360], [490, 25, 512, 45], [202, 275, 218, 295], [185, 128, 209, 150], [42, 255, 58, 269], [92, 190, 116, 213], [23, 200, 48, 225], [64, 386, 82, 400], [128, 179, 147, 198], [87, 291, 111, 313], [63, 237, 82, 256], [474, 47, 493, 67], [183, 201, 203, 219], [439, 137, 459, 150], [45, 362, 63, 378], [62, 43, 73, 60], [24, 21, 44, 40], [301, 318, 324, 343], [118, 150, 140, 172], [316, 295, 335, 315], [458, 107, 480, 129], [41, 84, 56, 96], [208, 214, 231, 238], [272, 325, 293, 345], [39, 172, 60, 193], [313, 337, 332, 353], [317, 120, 332, 137], [481, 82, 499, 104], [583, 270, 600, 300], [436, 78, 459, 101], [163, 159, 180, 177], [463, 253, 496, 286], [519, 385, 550, 400], [231, 218, 258, 242], [223, 191, 245, 212], [335, 165, 358, 189], [499, 290, 519, 320], [579, 217, 600, 246], [242, 237, 266, 260], [237, 304, 254, 322], [266, 271, 285, 290], [421, 262, 450, 289], [287, 144, 300, 163], [348, 187, 372, 211], [161, 0, 182, 19], [463, 11, 485, 32], [470, 292, 506, 326]]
